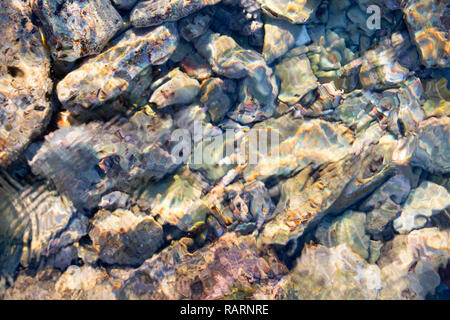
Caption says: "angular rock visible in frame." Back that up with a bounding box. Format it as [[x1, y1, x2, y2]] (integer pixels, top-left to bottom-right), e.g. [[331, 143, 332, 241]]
[[149, 68, 200, 108], [243, 115, 353, 181], [0, 1, 52, 167], [261, 244, 382, 299], [275, 47, 318, 105], [89, 208, 163, 265], [57, 23, 178, 119], [393, 181, 450, 234], [130, 0, 221, 27], [179, 6, 215, 42], [200, 77, 235, 123], [29, 111, 178, 210], [257, 0, 321, 24], [315, 210, 371, 260], [33, 0, 123, 62], [120, 233, 288, 299], [179, 52, 213, 80], [378, 228, 450, 299], [259, 141, 395, 246], [412, 116, 450, 174], [402, 0, 449, 68], [262, 16, 311, 64], [359, 39, 410, 90]]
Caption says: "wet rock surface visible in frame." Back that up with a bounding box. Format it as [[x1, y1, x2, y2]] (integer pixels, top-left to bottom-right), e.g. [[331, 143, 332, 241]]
[[1, 0, 450, 301]]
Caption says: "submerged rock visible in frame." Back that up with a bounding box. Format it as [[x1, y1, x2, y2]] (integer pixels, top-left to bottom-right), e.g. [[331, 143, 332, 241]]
[[120, 233, 288, 299], [33, 0, 123, 62], [131, 0, 221, 27], [149, 68, 200, 108], [393, 181, 450, 234], [178, 6, 215, 42], [262, 16, 311, 64], [57, 23, 178, 119], [275, 47, 318, 105], [378, 228, 450, 299], [402, 0, 449, 68], [243, 114, 352, 181], [257, 0, 321, 24], [0, 1, 52, 167], [411, 116, 450, 174], [89, 208, 163, 265], [215, 0, 264, 47], [29, 112, 178, 210], [258, 141, 395, 246], [315, 210, 370, 260], [263, 244, 382, 299]]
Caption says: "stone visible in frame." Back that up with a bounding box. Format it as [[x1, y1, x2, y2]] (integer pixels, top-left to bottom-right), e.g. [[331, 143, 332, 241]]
[[33, 0, 123, 62], [89, 208, 163, 265], [0, 0, 52, 167]]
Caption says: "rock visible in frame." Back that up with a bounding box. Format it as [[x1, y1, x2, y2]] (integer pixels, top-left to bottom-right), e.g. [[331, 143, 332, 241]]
[[195, 32, 278, 124], [258, 142, 395, 246], [130, 0, 221, 27], [422, 78, 450, 118], [0, 174, 85, 279], [402, 0, 449, 68], [120, 233, 288, 299], [263, 244, 382, 299], [89, 208, 163, 265], [214, 0, 264, 47], [275, 47, 318, 105], [56, 23, 178, 119], [112, 0, 137, 10], [262, 16, 311, 64], [332, 90, 379, 130], [0, 0, 52, 167], [178, 6, 215, 42], [360, 174, 412, 238], [33, 0, 123, 62], [378, 228, 450, 299], [150, 171, 210, 231], [200, 77, 235, 123], [180, 52, 212, 80], [359, 39, 410, 90], [315, 210, 371, 260], [229, 63, 279, 124], [393, 181, 450, 234], [3, 265, 121, 299], [149, 68, 200, 108], [29, 112, 178, 210], [257, 0, 321, 24], [99, 191, 131, 211], [243, 115, 353, 181], [194, 31, 265, 79], [307, 30, 357, 85], [412, 116, 450, 174]]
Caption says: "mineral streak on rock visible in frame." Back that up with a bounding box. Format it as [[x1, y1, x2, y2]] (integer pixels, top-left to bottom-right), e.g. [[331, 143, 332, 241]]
[[130, 0, 222, 28], [56, 23, 179, 119], [33, 0, 123, 62], [0, 0, 52, 167]]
